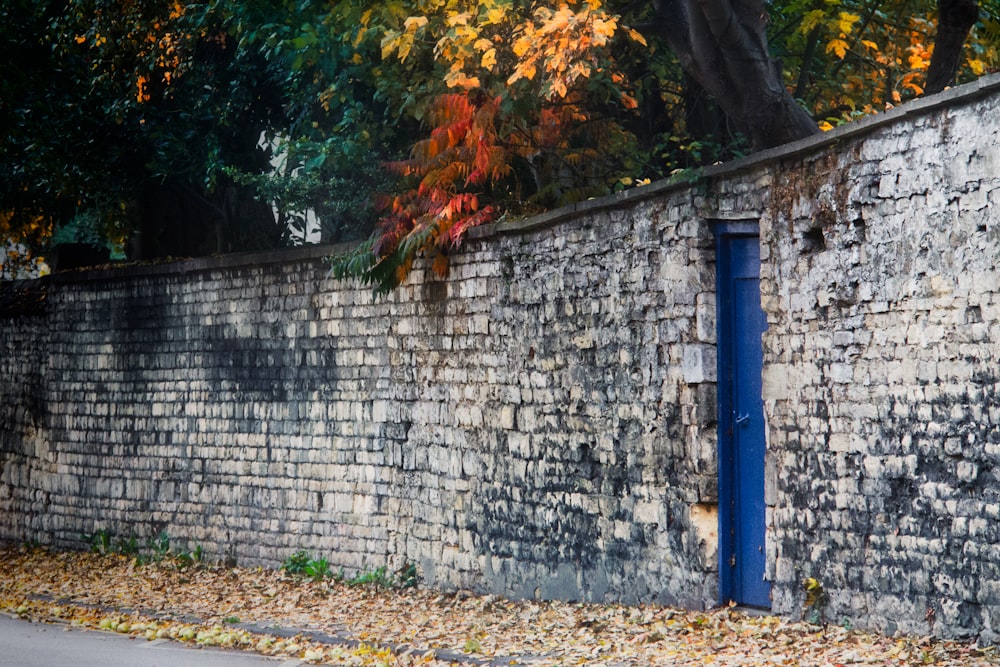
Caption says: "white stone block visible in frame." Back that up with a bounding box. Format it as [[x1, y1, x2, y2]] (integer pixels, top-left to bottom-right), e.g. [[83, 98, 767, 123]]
[[681, 344, 716, 384]]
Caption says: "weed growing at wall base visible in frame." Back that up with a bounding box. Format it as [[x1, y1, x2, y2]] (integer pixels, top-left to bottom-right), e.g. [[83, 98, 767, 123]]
[[81, 529, 204, 569], [347, 562, 421, 590], [280, 550, 342, 583], [802, 577, 829, 626], [280, 550, 420, 589]]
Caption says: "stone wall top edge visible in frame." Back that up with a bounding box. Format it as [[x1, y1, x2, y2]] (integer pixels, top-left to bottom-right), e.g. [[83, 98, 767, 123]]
[[15, 73, 999, 289], [473, 72, 1000, 239], [42, 241, 354, 286]]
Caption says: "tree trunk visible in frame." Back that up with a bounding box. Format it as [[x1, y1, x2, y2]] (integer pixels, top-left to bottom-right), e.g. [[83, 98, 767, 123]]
[[649, 0, 820, 150], [925, 0, 979, 95]]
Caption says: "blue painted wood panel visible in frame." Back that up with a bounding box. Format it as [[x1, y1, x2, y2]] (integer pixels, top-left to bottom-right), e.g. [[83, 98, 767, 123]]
[[716, 225, 771, 608]]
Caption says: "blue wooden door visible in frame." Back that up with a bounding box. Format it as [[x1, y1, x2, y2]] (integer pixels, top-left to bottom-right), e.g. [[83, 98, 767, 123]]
[[716, 225, 770, 608]]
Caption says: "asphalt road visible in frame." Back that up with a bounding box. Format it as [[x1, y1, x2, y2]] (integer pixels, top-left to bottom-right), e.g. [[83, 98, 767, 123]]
[[0, 614, 299, 667]]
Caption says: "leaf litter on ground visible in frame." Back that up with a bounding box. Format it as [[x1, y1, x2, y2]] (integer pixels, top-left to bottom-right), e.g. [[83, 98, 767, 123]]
[[0, 546, 998, 666]]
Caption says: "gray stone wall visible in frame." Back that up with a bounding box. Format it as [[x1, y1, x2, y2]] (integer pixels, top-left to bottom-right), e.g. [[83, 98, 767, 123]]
[[3, 73, 1000, 639], [0, 197, 726, 608], [761, 80, 1000, 640], [0, 284, 49, 542]]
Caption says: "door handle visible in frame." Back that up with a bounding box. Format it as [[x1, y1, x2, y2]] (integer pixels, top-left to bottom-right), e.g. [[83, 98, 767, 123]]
[[735, 413, 750, 426]]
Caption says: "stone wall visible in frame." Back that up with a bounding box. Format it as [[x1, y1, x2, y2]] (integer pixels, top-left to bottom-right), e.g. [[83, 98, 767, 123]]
[[761, 78, 1000, 640], [0, 193, 735, 608], [3, 73, 1000, 638]]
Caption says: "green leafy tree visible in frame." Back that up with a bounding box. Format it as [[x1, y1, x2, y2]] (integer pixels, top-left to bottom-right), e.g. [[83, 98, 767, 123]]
[[0, 0, 403, 269]]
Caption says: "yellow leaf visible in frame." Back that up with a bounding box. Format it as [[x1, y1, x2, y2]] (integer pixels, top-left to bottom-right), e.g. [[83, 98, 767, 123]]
[[818, 120, 834, 131], [592, 18, 616, 40], [507, 61, 536, 85], [861, 39, 878, 52], [837, 12, 860, 35], [446, 11, 470, 27], [431, 253, 449, 278], [473, 38, 493, 52], [799, 9, 826, 35], [826, 38, 849, 59], [626, 28, 647, 46], [444, 70, 480, 89], [512, 36, 531, 58], [381, 31, 399, 60], [480, 47, 496, 70], [969, 58, 986, 76], [403, 16, 428, 32], [395, 256, 413, 284], [908, 53, 927, 70], [450, 25, 478, 43], [135, 75, 150, 103], [484, 7, 506, 25], [397, 35, 414, 62]]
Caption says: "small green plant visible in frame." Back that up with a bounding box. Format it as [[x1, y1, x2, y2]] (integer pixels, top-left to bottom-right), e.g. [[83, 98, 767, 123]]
[[223, 616, 240, 625], [115, 535, 139, 556], [136, 531, 171, 565], [688, 614, 709, 629], [84, 529, 113, 555], [463, 638, 482, 654], [802, 577, 829, 626], [304, 557, 332, 582], [280, 552, 416, 587], [82, 528, 203, 568], [281, 550, 336, 581], [280, 550, 312, 576], [173, 543, 204, 569], [148, 531, 171, 561], [396, 561, 419, 589], [347, 565, 395, 589]]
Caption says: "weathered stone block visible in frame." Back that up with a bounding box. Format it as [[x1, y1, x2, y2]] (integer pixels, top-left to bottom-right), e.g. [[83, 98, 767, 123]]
[[681, 344, 716, 384]]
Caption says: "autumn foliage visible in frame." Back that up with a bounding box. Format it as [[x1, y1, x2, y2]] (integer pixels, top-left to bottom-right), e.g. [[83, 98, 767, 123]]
[[332, 0, 648, 291], [773, 0, 998, 129], [368, 94, 504, 286]]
